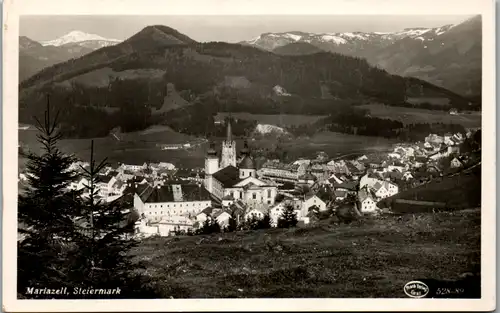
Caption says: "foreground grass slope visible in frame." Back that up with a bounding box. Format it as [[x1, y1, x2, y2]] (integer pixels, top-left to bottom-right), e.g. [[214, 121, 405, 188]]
[[130, 209, 480, 298]]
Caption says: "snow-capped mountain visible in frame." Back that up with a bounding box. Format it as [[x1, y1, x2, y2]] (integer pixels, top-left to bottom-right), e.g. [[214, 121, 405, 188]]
[[240, 16, 480, 96], [41, 30, 122, 48], [241, 24, 456, 55]]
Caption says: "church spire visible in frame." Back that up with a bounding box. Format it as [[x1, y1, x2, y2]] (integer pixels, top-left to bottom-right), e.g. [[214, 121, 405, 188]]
[[226, 117, 233, 142]]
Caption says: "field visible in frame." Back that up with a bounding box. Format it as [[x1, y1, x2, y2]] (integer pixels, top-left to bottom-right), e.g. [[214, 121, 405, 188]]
[[359, 104, 482, 128], [215, 112, 327, 127], [279, 131, 396, 159], [19, 126, 207, 170], [19, 126, 396, 171], [130, 209, 481, 298]]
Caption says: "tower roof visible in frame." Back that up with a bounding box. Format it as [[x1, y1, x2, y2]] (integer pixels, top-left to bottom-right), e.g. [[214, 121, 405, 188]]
[[239, 155, 256, 169]]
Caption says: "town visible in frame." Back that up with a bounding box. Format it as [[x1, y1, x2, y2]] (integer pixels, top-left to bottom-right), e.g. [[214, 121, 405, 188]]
[[18, 119, 480, 239]]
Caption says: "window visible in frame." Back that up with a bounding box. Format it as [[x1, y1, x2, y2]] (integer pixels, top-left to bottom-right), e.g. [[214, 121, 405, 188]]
[[253, 193, 256, 200], [267, 200, 271, 204], [240, 191, 243, 198], [267, 189, 272, 198], [180, 204, 182, 207]]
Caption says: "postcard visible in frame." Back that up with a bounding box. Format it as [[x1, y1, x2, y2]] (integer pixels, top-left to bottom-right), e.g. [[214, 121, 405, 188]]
[[2, 0, 495, 311]]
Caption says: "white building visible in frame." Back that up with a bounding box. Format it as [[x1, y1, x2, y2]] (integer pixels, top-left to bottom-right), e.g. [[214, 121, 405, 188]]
[[302, 195, 327, 214], [133, 183, 212, 224], [357, 189, 377, 213]]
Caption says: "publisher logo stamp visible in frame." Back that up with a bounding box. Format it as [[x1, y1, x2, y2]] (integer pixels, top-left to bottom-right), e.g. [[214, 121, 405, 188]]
[[404, 281, 429, 298]]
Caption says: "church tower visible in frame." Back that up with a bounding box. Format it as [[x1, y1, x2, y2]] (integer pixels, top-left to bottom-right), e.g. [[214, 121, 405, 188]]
[[220, 119, 237, 169], [204, 142, 219, 194], [238, 140, 256, 179]]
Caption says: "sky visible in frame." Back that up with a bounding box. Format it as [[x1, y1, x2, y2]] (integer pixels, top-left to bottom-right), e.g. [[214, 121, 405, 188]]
[[20, 15, 474, 43]]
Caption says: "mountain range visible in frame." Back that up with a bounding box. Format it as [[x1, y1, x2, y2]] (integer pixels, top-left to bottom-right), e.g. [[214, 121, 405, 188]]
[[19, 24, 476, 139], [19, 31, 122, 81], [241, 15, 481, 96]]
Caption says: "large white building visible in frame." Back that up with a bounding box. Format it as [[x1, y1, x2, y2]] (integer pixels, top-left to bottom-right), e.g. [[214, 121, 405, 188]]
[[204, 122, 279, 210], [133, 183, 212, 223]]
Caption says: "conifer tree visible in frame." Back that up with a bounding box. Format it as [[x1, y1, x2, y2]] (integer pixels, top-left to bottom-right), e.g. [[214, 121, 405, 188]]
[[69, 141, 158, 298], [277, 204, 298, 228], [18, 99, 81, 297]]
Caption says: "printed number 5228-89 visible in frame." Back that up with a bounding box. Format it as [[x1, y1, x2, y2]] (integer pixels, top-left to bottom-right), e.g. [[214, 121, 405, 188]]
[[436, 288, 465, 295]]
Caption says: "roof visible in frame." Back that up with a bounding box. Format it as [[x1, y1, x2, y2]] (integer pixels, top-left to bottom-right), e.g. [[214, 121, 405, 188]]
[[144, 184, 212, 203], [373, 181, 383, 191], [333, 180, 357, 191], [358, 189, 373, 203], [261, 160, 300, 171], [200, 207, 214, 215], [212, 165, 241, 188], [96, 174, 114, 184], [239, 155, 256, 169], [112, 179, 125, 189], [334, 190, 347, 198]]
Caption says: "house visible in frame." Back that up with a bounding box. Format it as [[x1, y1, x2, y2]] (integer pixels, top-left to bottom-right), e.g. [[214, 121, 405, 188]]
[[357, 189, 377, 213], [402, 171, 414, 181], [214, 210, 232, 228], [327, 160, 350, 175], [302, 194, 327, 213], [370, 180, 398, 199], [327, 174, 343, 185], [244, 207, 268, 221], [119, 163, 147, 173], [450, 157, 464, 169], [195, 207, 215, 225]]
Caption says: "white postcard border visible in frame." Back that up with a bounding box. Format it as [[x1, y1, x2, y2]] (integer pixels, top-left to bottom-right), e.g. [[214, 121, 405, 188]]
[[2, 0, 496, 311]]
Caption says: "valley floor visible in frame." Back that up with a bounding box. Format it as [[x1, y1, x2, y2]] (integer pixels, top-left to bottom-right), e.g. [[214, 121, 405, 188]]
[[130, 209, 480, 298]]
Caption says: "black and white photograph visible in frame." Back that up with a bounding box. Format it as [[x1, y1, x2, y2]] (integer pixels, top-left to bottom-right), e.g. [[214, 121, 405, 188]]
[[2, 0, 495, 311]]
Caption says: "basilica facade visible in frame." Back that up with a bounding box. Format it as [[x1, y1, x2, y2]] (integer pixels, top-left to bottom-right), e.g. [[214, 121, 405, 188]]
[[203, 121, 278, 209]]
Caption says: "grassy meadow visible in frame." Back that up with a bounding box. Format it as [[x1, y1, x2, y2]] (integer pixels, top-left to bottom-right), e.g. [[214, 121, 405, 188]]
[[359, 104, 481, 128], [130, 209, 481, 298]]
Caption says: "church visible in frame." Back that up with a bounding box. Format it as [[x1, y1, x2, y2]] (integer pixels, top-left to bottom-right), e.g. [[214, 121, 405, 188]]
[[204, 121, 279, 210]]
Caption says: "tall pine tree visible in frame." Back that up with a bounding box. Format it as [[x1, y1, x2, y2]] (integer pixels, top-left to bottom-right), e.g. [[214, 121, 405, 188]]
[[69, 141, 159, 298], [18, 98, 82, 298]]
